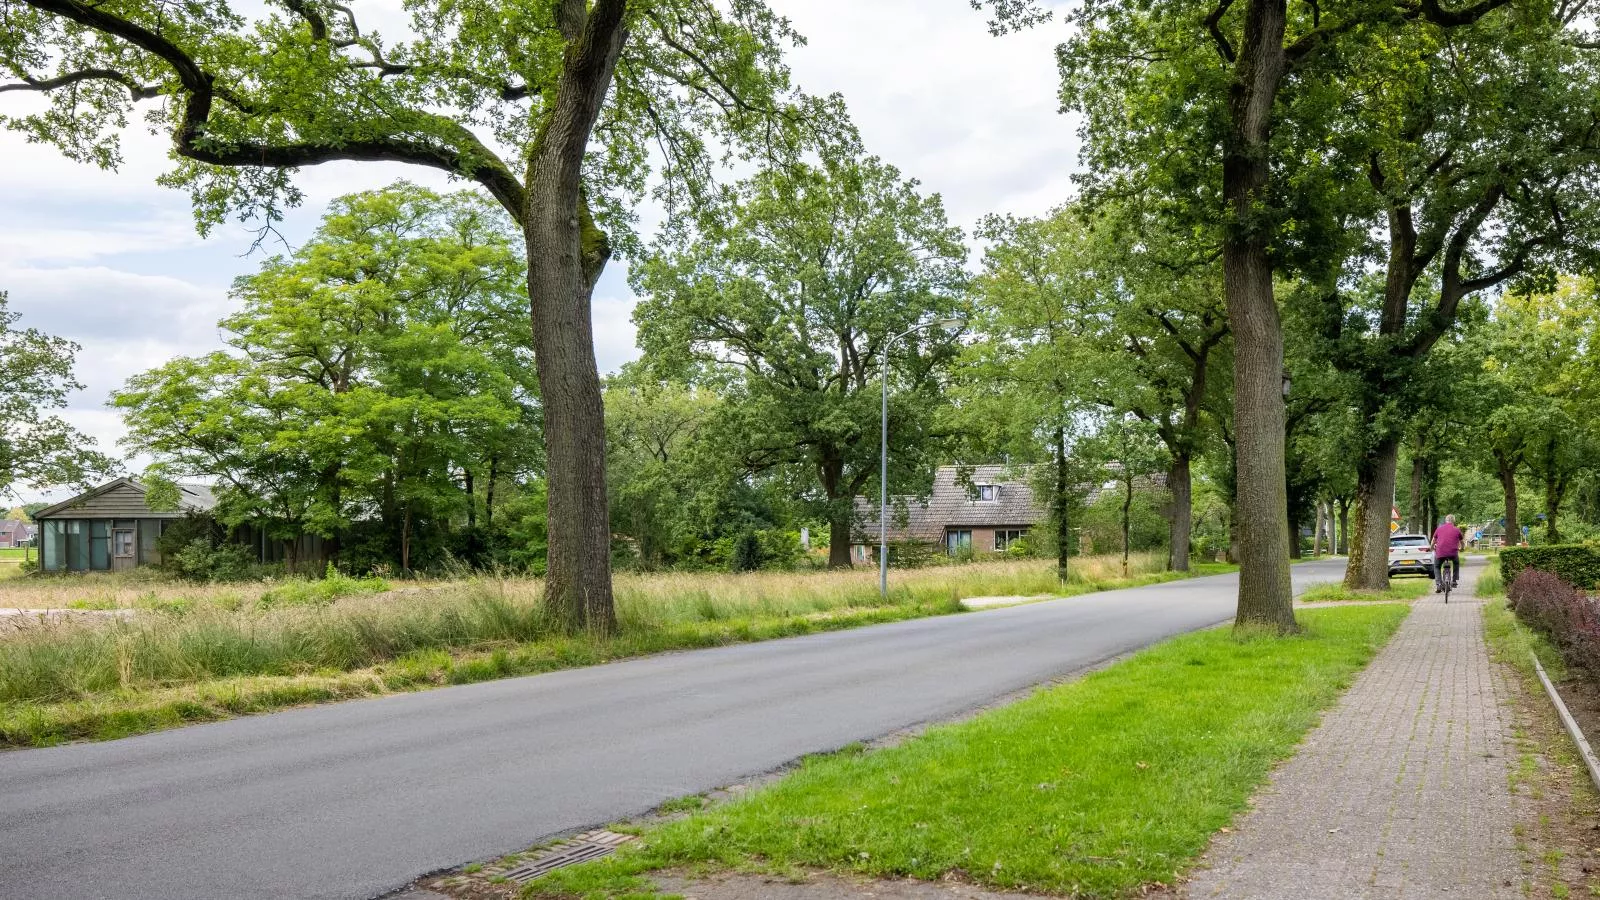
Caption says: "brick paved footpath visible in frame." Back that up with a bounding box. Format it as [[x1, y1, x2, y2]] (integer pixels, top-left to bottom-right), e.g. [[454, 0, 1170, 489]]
[[1186, 579, 1522, 899]]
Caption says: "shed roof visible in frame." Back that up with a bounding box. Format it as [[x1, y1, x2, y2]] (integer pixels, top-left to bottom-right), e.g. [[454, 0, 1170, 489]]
[[34, 477, 219, 520]]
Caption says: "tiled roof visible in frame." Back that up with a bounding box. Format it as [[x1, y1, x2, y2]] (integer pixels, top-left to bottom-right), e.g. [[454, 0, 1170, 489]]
[[852, 464, 1171, 544], [854, 465, 1046, 543]]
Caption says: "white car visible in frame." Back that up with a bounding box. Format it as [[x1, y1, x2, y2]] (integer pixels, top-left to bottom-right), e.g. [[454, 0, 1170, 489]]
[[1388, 533, 1435, 578]]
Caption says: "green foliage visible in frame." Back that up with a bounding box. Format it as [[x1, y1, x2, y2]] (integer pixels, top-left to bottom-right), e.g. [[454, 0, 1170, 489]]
[[170, 540, 259, 585], [114, 184, 539, 574], [729, 531, 762, 573], [256, 567, 390, 610], [1080, 486, 1169, 556], [0, 292, 117, 494], [632, 154, 968, 555], [0, 0, 820, 254], [1499, 545, 1600, 592], [886, 540, 939, 568]]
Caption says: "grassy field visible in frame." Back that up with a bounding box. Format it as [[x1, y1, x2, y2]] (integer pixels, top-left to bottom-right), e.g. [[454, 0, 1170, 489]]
[[525, 604, 1410, 899], [0, 551, 1204, 611], [0, 553, 1234, 747], [1298, 579, 1430, 604]]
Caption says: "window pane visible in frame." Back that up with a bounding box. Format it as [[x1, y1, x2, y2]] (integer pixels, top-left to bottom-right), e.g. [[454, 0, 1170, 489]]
[[67, 521, 89, 572], [90, 521, 109, 570], [139, 521, 159, 566], [43, 521, 64, 571]]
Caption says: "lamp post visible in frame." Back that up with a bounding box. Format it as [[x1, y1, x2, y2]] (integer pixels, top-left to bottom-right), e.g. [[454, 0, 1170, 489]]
[[881, 318, 963, 598]]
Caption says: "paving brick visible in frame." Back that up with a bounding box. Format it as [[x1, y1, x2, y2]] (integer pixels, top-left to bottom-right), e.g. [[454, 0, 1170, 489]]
[[1185, 594, 1520, 899]]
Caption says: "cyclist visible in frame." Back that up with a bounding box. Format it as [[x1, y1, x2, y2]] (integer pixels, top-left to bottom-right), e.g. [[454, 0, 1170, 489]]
[[1431, 514, 1464, 593]]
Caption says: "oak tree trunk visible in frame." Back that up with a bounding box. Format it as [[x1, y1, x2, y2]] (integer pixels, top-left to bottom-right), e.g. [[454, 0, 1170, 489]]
[[1167, 453, 1192, 572], [1222, 0, 1295, 632], [524, 0, 629, 634], [1497, 457, 1518, 545], [485, 455, 498, 528], [1546, 471, 1563, 544], [1122, 475, 1133, 577], [828, 513, 853, 570], [1409, 452, 1424, 533], [1313, 502, 1326, 556], [1345, 436, 1400, 590], [817, 450, 854, 569], [1338, 498, 1351, 555], [1055, 426, 1071, 583]]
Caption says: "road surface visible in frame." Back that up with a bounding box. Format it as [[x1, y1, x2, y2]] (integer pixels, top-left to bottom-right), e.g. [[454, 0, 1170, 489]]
[[1, 559, 1351, 900]]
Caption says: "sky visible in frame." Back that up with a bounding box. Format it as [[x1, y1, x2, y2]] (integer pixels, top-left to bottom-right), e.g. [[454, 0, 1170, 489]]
[[0, 0, 1081, 499]]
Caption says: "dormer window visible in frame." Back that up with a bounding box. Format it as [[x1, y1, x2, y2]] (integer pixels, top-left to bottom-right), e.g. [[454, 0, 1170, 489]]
[[977, 484, 997, 501]]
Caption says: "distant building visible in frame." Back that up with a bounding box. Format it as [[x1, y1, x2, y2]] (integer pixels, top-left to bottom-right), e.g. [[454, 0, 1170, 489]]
[[0, 519, 34, 549], [34, 477, 324, 573], [851, 463, 1170, 562], [851, 464, 1046, 562], [34, 477, 217, 572]]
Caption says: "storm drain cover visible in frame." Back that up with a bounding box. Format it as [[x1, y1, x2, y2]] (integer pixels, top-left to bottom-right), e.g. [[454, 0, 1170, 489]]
[[502, 830, 637, 883]]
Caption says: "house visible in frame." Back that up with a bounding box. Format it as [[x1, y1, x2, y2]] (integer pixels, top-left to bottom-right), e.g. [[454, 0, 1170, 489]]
[[35, 477, 218, 572], [851, 464, 1047, 562], [0, 519, 35, 549], [37, 477, 330, 573]]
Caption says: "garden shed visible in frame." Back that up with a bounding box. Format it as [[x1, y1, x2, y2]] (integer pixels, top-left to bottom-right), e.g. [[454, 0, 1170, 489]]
[[34, 477, 216, 572]]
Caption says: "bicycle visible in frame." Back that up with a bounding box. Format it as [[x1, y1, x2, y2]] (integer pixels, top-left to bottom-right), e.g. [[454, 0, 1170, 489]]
[[1434, 555, 1457, 603]]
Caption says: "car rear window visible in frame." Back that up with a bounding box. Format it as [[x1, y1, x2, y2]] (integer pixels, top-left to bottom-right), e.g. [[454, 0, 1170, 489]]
[[1391, 536, 1428, 547]]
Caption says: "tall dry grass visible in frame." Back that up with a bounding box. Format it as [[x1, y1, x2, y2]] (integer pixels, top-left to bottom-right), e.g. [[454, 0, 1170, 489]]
[[0, 554, 1177, 707]]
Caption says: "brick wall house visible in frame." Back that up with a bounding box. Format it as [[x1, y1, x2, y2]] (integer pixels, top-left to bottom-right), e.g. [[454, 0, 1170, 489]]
[[851, 464, 1046, 562]]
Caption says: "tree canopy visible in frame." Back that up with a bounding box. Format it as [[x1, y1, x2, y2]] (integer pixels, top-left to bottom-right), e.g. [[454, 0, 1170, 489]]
[[633, 154, 968, 568], [0, 292, 115, 496]]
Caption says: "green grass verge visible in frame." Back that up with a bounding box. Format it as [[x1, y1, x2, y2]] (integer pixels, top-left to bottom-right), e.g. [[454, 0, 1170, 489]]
[[1483, 594, 1565, 682], [526, 604, 1412, 899], [1297, 579, 1430, 603]]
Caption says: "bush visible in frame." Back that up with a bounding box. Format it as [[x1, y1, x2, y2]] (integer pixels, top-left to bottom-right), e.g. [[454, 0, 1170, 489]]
[[257, 565, 390, 609], [1507, 569, 1600, 677], [730, 531, 762, 572], [1499, 544, 1600, 591], [169, 539, 259, 583]]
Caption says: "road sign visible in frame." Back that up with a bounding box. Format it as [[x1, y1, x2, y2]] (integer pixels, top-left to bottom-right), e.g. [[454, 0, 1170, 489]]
[[1390, 521, 1400, 534]]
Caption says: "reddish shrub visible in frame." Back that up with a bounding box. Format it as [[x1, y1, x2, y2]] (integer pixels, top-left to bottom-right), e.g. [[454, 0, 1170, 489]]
[[1509, 569, 1600, 676]]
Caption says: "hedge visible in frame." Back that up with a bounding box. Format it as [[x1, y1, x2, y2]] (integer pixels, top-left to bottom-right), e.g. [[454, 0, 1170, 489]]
[[1500, 544, 1600, 591], [1508, 569, 1600, 677]]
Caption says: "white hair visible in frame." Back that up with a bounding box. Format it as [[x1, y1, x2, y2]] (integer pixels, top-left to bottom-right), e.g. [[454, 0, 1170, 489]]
[[1445, 514, 1456, 524]]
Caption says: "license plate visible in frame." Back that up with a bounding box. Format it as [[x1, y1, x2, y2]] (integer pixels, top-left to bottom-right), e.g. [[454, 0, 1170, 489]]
[[1398, 560, 1416, 566]]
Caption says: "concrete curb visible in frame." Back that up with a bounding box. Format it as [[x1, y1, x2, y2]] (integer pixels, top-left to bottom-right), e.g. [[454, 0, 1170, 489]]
[[1530, 651, 1600, 794]]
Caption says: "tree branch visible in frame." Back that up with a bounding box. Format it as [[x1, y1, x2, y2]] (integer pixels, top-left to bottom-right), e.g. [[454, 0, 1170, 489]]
[[0, 68, 160, 100], [17, 0, 528, 215], [1203, 0, 1237, 63], [1416, 0, 1512, 26]]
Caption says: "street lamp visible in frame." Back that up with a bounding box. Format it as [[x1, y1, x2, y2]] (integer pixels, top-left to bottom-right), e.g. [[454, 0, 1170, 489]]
[[881, 318, 964, 598]]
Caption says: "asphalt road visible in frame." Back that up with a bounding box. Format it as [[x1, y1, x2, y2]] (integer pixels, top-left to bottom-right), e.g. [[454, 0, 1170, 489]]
[[1, 559, 1352, 900]]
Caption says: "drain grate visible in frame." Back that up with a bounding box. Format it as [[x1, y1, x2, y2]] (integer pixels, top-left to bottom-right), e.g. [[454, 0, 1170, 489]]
[[502, 830, 637, 883]]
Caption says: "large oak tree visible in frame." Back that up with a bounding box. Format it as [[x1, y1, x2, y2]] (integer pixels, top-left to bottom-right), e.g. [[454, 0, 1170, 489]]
[[632, 155, 967, 568], [984, 0, 1518, 631], [1, 0, 823, 632]]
